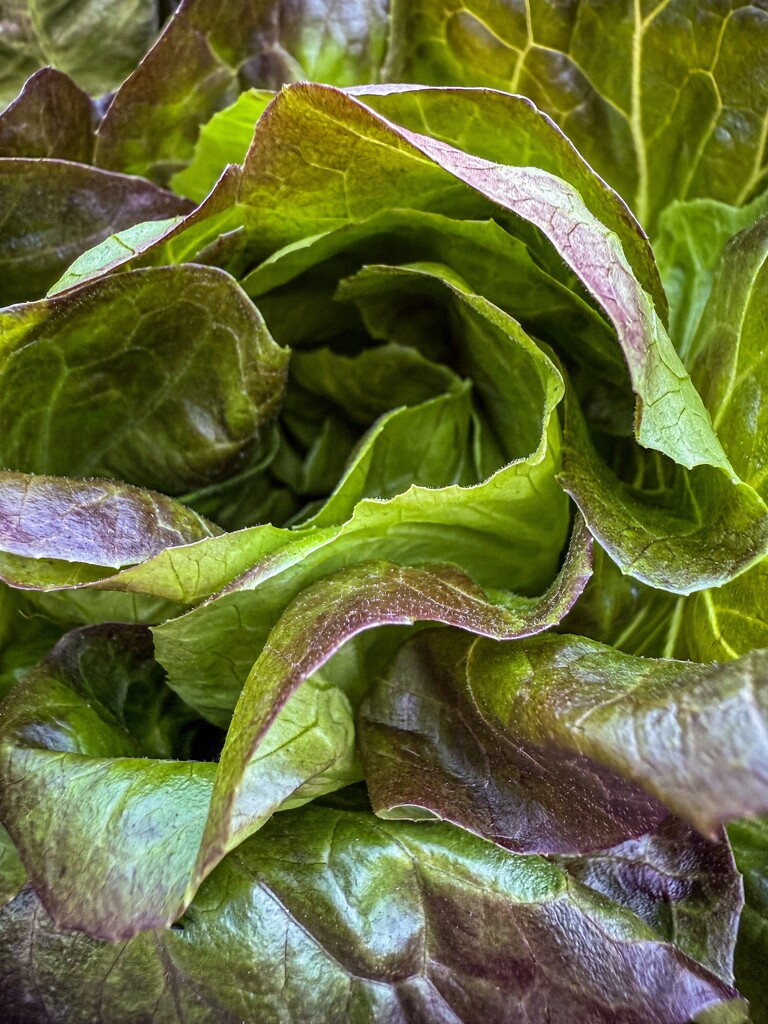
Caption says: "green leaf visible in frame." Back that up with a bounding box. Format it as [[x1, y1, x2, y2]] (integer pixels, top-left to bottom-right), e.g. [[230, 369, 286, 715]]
[[0, 624, 359, 939], [690, 213, 768, 499], [0, 159, 191, 305], [0, 266, 289, 494], [192, 522, 592, 890], [729, 817, 768, 1024], [386, 0, 768, 231], [94, 0, 391, 183], [0, 805, 741, 1022], [0, 68, 95, 161], [170, 88, 274, 202], [351, 82, 667, 318], [654, 194, 768, 364], [0, 0, 161, 109], [559, 386, 768, 593], [0, 585, 64, 701]]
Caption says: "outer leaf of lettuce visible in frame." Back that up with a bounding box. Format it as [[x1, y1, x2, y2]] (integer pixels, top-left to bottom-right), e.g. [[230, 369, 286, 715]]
[[729, 817, 768, 1024], [0, 624, 359, 940], [94, 0, 390, 183], [0, 0, 160, 109], [386, 0, 768, 231], [359, 626, 668, 854], [0, 68, 95, 161], [0, 805, 740, 1024], [0, 159, 191, 305], [0, 266, 289, 494], [350, 82, 667, 318], [451, 630, 768, 835], [561, 817, 743, 990], [0, 473, 219, 588]]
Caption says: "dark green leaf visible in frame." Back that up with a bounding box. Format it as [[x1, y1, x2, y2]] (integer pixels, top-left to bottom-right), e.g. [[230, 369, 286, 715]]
[[0, 805, 740, 1023], [0, 68, 95, 161], [729, 817, 768, 1024], [0, 266, 289, 494]]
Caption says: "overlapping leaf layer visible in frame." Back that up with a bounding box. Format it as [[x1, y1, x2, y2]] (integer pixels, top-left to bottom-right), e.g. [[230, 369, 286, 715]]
[[1, 2, 768, 1021]]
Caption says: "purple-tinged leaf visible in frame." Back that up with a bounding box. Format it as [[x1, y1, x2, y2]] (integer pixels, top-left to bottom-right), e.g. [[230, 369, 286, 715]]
[[94, 0, 390, 184], [0, 805, 741, 1023], [462, 631, 768, 836], [0, 624, 358, 939], [0, 159, 191, 305], [359, 627, 668, 854], [0, 473, 219, 589], [560, 818, 743, 988], [195, 519, 592, 885]]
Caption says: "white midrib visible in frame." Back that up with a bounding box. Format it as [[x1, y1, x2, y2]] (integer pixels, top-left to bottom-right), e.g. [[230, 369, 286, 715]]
[[630, 0, 649, 227]]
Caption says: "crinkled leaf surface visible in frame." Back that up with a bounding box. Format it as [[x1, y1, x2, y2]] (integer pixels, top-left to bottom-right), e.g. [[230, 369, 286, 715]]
[[560, 817, 743, 990], [0, 265, 289, 493], [359, 626, 669, 854], [0, 804, 740, 1024], [0, 472, 219, 590], [0, 68, 95, 161], [94, 0, 390, 183], [386, 0, 768, 232], [0, 624, 359, 939], [0, 159, 191, 305], [0, 0, 161, 108], [447, 629, 768, 835]]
